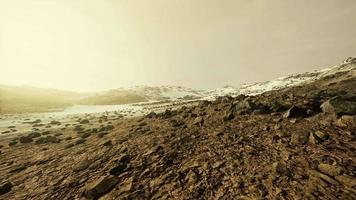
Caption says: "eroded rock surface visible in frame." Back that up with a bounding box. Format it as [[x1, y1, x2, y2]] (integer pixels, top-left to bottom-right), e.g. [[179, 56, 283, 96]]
[[0, 67, 355, 199]]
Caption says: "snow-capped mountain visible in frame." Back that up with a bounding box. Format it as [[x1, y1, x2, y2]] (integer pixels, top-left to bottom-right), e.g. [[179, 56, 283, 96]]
[[107, 57, 356, 102], [202, 57, 356, 100], [3, 57, 354, 112], [108, 85, 205, 101]]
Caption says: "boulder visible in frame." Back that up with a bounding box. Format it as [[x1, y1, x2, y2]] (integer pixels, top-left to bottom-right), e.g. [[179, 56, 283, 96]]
[[321, 96, 356, 116], [223, 112, 235, 121], [79, 119, 90, 124], [138, 122, 147, 127], [0, 181, 13, 195], [235, 99, 256, 114], [314, 131, 329, 141], [28, 132, 41, 138], [99, 125, 114, 132], [335, 175, 356, 187], [8, 141, 18, 146], [50, 120, 61, 125], [283, 106, 308, 118], [117, 177, 133, 194], [161, 109, 173, 119], [84, 175, 119, 199], [318, 164, 342, 177], [75, 138, 86, 145], [19, 136, 33, 144], [272, 161, 291, 177], [145, 111, 157, 118], [64, 143, 75, 149], [42, 131, 50, 135], [74, 159, 91, 172], [193, 117, 204, 126], [80, 132, 91, 139], [35, 136, 60, 144], [116, 153, 131, 164], [65, 136, 73, 141], [102, 140, 112, 146], [335, 115, 356, 127], [97, 132, 109, 138], [290, 132, 310, 145], [269, 100, 287, 112], [109, 164, 127, 176]]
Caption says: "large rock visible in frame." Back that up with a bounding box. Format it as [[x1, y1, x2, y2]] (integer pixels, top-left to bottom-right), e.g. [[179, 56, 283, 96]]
[[74, 138, 86, 145], [28, 132, 41, 138], [318, 164, 342, 177], [192, 117, 204, 126], [335, 115, 356, 127], [74, 159, 91, 172], [19, 136, 33, 144], [99, 125, 114, 132], [35, 136, 60, 144], [290, 132, 310, 145], [80, 132, 91, 139], [0, 181, 13, 195], [50, 120, 61, 125], [109, 164, 127, 176], [283, 106, 308, 118], [235, 98, 256, 114], [8, 141, 18, 146], [84, 175, 119, 199], [117, 177, 133, 194], [79, 119, 90, 124], [269, 100, 287, 112], [320, 96, 356, 116], [335, 175, 356, 187], [145, 111, 157, 118], [160, 109, 177, 119], [223, 112, 235, 121]]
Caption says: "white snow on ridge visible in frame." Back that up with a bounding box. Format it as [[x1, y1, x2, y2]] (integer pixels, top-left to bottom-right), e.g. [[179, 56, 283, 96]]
[[201, 58, 356, 99], [108, 58, 355, 102], [116, 85, 204, 101]]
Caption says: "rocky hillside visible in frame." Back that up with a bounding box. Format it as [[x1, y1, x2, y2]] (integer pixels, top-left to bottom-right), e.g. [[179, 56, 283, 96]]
[[0, 58, 355, 199], [204, 57, 356, 99]]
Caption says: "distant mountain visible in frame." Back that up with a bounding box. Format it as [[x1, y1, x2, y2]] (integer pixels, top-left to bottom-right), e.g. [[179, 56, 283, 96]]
[[119, 85, 204, 101], [0, 85, 85, 113], [0, 84, 205, 113], [78, 90, 148, 105], [1, 57, 355, 113]]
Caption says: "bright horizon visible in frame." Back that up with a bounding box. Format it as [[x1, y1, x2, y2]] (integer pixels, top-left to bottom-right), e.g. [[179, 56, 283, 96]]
[[1, 0, 356, 92]]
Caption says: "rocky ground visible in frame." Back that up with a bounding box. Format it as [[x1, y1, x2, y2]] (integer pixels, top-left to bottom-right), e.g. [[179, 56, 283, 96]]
[[0, 65, 356, 199]]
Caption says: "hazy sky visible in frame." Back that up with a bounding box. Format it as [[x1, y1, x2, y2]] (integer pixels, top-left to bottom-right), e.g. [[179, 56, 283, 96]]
[[1, 0, 356, 92]]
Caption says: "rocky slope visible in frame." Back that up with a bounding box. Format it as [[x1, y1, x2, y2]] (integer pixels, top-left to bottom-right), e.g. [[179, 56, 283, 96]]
[[0, 58, 355, 199], [204, 57, 356, 99]]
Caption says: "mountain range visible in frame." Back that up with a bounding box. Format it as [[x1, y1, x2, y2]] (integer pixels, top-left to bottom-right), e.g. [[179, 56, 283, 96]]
[[1, 57, 355, 113]]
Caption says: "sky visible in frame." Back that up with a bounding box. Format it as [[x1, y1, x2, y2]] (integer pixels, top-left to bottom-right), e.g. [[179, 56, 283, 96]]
[[0, 0, 356, 92]]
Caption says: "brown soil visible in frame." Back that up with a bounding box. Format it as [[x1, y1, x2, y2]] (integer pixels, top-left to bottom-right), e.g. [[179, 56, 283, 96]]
[[0, 69, 355, 199]]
